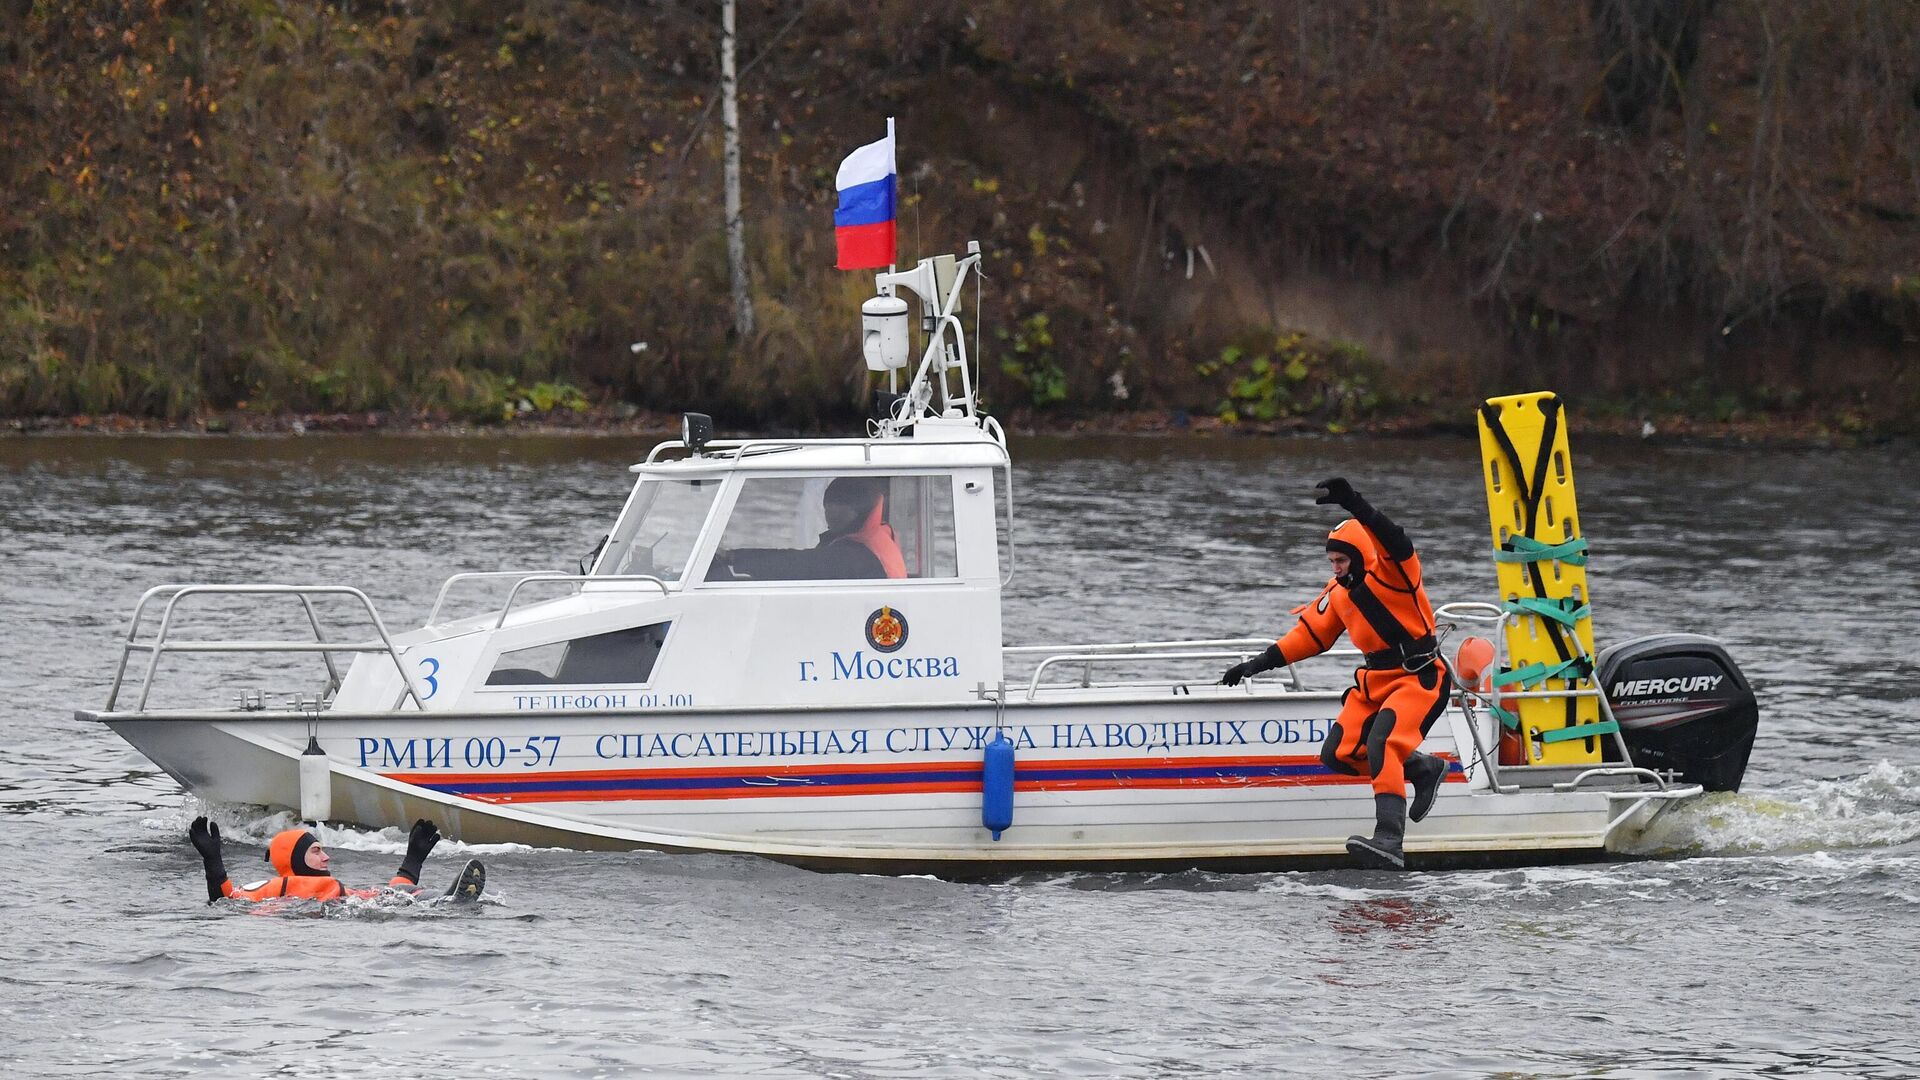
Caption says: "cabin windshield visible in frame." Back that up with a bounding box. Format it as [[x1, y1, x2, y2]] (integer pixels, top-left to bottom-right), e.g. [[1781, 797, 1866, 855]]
[[600, 478, 722, 582], [707, 474, 957, 582]]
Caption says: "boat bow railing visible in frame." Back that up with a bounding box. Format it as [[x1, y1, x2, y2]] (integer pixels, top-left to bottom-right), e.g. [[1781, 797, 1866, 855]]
[[104, 584, 425, 713]]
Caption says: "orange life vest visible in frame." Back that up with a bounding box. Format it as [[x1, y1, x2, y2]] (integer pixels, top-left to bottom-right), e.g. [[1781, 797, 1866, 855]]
[[1276, 518, 1437, 666], [224, 874, 350, 902], [840, 501, 907, 579]]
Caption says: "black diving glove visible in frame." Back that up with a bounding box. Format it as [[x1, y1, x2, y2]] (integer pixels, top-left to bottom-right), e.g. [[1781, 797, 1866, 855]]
[[1315, 476, 1413, 559], [396, 819, 440, 884], [1314, 477, 1361, 509], [188, 816, 227, 903], [1221, 644, 1285, 687]]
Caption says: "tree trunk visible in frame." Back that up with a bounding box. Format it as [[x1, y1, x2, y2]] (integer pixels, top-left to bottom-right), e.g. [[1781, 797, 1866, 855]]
[[721, 0, 754, 339], [1589, 0, 1712, 131]]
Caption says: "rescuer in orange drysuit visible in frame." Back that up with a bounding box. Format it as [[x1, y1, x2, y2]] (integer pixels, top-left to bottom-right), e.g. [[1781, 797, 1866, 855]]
[[1220, 478, 1452, 870], [187, 816, 442, 903]]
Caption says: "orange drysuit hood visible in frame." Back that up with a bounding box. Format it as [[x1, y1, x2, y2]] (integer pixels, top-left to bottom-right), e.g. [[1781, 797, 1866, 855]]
[[266, 828, 329, 877], [1325, 519, 1377, 588]]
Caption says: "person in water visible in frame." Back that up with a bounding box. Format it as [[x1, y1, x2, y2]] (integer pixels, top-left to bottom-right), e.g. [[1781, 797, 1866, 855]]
[[715, 476, 907, 580], [188, 816, 442, 902], [1220, 478, 1452, 870]]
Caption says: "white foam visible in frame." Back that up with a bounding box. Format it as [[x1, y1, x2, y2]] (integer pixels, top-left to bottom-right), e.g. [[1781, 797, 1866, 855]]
[[1252, 877, 1392, 902], [1625, 760, 1920, 856]]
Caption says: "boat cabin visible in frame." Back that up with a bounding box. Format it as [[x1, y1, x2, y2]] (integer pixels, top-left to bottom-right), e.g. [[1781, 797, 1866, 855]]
[[327, 418, 1011, 714]]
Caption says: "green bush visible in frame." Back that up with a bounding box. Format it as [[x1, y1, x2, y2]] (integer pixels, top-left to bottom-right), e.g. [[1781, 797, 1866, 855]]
[[1199, 331, 1385, 427], [996, 313, 1069, 408]]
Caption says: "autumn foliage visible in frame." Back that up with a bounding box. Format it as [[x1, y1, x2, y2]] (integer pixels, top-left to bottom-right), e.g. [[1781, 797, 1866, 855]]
[[3, 1, 1916, 429]]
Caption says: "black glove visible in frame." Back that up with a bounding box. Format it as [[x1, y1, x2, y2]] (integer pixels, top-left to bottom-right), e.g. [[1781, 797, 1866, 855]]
[[396, 818, 440, 884], [1314, 477, 1360, 509], [1221, 644, 1285, 686], [1316, 476, 1413, 559], [189, 816, 227, 903]]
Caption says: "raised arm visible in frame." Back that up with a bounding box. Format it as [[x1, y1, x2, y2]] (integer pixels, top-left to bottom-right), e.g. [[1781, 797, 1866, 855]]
[[1315, 477, 1414, 561], [393, 819, 440, 886], [188, 817, 230, 902]]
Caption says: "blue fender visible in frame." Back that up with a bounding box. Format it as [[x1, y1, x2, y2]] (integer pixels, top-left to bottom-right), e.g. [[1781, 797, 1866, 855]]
[[982, 732, 1015, 840]]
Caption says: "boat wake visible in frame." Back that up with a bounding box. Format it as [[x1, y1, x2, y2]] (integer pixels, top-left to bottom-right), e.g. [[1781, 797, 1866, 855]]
[[1623, 760, 1920, 857], [1008, 764, 1920, 900]]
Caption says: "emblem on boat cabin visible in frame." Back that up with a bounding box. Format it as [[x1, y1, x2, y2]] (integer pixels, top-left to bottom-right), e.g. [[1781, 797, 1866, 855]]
[[865, 607, 908, 653]]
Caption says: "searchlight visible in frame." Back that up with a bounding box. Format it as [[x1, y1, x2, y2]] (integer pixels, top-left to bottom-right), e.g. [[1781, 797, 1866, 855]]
[[681, 412, 714, 456]]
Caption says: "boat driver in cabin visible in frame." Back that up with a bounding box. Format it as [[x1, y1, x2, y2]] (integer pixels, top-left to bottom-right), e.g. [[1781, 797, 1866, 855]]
[[711, 475, 907, 581], [187, 816, 443, 903], [1220, 478, 1452, 870]]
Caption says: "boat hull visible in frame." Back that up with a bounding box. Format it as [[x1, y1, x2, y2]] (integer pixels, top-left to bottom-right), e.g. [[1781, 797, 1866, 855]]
[[89, 694, 1692, 874]]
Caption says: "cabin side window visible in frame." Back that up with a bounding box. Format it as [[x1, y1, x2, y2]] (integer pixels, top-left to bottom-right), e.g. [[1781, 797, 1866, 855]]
[[485, 622, 672, 686], [707, 474, 957, 582]]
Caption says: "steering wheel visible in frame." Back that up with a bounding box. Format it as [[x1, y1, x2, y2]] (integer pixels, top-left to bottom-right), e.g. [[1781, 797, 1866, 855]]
[[623, 533, 668, 577]]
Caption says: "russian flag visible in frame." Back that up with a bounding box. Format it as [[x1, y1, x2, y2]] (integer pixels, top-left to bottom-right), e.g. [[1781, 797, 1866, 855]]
[[834, 119, 896, 270]]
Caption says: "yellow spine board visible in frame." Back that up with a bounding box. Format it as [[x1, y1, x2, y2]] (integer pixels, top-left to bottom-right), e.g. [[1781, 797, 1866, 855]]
[[1476, 391, 1601, 765]]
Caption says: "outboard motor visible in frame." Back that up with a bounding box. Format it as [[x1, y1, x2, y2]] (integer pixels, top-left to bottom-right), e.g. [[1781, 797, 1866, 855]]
[[1597, 633, 1758, 792]]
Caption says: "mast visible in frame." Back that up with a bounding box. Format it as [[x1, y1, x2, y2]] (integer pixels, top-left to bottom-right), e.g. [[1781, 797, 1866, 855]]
[[867, 243, 986, 435]]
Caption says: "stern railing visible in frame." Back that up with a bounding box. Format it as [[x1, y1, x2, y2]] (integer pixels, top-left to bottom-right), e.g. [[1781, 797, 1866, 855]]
[[1434, 601, 1643, 793]]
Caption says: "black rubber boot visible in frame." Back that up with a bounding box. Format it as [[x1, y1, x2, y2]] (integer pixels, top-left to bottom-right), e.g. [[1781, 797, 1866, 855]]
[[1407, 752, 1447, 824], [1346, 793, 1408, 870]]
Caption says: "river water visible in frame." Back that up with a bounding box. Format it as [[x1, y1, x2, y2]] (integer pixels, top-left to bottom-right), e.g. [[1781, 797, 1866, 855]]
[[1, 432, 1915, 1077]]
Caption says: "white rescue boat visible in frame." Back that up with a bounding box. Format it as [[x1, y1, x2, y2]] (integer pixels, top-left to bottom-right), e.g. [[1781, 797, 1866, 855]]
[[79, 242, 1759, 875]]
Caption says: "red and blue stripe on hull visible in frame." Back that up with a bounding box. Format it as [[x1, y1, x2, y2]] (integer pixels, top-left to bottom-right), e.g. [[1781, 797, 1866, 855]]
[[388, 754, 1463, 805]]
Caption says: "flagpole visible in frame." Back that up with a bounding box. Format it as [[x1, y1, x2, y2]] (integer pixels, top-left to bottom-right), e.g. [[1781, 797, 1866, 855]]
[[887, 116, 897, 395], [886, 115, 897, 276]]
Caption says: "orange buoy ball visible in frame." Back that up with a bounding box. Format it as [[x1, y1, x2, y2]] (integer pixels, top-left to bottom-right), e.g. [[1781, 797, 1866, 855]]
[[1454, 636, 1495, 687]]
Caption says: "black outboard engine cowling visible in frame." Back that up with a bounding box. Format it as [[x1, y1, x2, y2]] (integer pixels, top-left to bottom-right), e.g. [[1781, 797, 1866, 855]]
[[1598, 633, 1758, 792]]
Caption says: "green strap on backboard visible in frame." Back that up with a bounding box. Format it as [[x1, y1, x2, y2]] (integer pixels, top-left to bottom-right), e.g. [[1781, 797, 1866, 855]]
[[1502, 596, 1592, 629], [1540, 719, 1619, 744], [1494, 535, 1588, 567], [1491, 656, 1592, 689]]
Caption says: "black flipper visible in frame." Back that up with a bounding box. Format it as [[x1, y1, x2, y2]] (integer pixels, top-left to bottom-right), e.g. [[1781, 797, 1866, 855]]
[[444, 859, 486, 903]]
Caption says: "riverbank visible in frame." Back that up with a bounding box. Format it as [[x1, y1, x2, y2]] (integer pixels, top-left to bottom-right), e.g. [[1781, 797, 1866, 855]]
[[5, 402, 1900, 450]]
